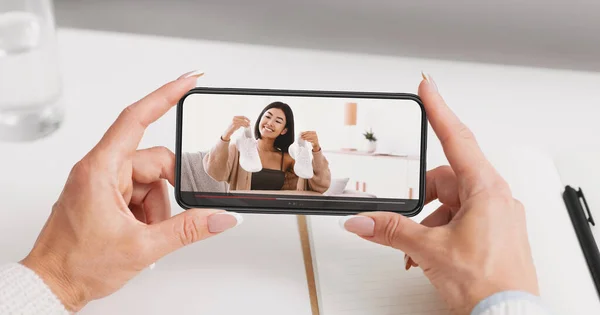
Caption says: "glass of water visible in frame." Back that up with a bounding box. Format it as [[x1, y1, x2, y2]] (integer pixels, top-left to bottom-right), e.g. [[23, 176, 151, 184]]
[[0, 0, 63, 142]]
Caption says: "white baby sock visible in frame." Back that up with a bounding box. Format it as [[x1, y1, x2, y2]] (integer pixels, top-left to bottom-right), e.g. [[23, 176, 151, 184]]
[[236, 127, 262, 173], [289, 136, 314, 179]]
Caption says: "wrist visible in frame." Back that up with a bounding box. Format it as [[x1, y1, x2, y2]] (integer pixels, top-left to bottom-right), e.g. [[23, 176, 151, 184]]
[[312, 145, 321, 152], [21, 250, 88, 312]]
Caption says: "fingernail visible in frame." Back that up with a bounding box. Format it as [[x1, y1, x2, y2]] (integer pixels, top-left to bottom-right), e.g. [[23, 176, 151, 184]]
[[208, 212, 243, 233], [421, 71, 438, 92], [339, 215, 375, 237], [178, 70, 205, 80], [149, 263, 156, 270]]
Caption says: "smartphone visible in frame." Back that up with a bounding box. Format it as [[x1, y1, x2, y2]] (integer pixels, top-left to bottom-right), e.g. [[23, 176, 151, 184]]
[[175, 87, 427, 216]]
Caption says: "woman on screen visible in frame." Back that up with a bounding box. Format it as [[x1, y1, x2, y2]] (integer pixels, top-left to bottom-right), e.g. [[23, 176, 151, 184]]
[[203, 101, 331, 193]]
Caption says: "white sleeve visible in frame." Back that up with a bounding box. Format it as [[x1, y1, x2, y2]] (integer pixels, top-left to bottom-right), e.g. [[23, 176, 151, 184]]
[[0, 263, 69, 314], [471, 291, 552, 315]]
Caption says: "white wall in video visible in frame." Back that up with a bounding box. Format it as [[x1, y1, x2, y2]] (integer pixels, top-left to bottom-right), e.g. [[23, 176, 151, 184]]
[[180, 93, 423, 199]]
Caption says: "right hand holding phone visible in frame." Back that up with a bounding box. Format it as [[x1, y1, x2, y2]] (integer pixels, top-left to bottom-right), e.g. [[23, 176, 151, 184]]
[[222, 116, 251, 141], [342, 75, 539, 314]]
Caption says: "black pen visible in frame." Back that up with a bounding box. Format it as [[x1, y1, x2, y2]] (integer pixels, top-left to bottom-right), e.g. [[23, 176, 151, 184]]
[[563, 185, 600, 300]]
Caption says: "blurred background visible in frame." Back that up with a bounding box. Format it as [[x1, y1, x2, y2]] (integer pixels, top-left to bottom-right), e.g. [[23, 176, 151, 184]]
[[54, 0, 600, 72]]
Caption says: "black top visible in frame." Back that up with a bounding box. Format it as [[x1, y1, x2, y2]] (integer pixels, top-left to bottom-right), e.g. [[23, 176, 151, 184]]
[[250, 151, 286, 190]]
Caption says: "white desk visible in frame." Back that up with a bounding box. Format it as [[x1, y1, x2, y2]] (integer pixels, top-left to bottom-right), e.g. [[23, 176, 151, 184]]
[[1, 28, 600, 314]]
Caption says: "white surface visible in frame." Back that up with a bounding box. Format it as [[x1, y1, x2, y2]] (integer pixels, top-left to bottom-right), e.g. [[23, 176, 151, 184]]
[[487, 148, 600, 314], [83, 214, 310, 314], [308, 215, 448, 315], [1, 27, 600, 313]]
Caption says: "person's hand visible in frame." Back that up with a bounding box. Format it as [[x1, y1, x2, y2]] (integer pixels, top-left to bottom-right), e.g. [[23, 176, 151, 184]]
[[20, 71, 243, 312], [300, 131, 320, 151], [222, 116, 251, 141], [340, 73, 538, 314]]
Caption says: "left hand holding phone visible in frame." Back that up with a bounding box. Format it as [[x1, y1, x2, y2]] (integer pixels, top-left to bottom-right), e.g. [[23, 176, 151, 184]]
[[19, 71, 243, 312]]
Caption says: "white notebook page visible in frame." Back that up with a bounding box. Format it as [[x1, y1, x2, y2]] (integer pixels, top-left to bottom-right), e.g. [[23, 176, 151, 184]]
[[308, 147, 600, 315], [486, 148, 600, 314], [307, 215, 449, 315]]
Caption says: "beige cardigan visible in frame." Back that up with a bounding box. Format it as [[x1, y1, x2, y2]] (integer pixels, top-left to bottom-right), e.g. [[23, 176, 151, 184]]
[[203, 138, 331, 193]]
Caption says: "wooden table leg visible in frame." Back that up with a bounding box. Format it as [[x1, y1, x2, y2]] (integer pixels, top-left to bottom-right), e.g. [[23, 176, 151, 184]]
[[297, 215, 320, 315]]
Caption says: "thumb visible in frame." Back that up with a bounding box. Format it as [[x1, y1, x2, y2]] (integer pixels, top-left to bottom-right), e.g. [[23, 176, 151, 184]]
[[145, 209, 243, 261], [340, 212, 431, 258]]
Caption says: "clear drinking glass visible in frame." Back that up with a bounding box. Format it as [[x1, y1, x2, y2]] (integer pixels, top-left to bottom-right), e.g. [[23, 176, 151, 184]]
[[0, 0, 63, 142]]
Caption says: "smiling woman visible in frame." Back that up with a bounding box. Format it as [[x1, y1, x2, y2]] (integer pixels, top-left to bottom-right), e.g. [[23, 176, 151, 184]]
[[202, 101, 332, 193]]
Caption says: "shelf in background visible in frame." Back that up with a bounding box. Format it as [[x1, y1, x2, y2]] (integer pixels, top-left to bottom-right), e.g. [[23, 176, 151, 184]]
[[323, 149, 419, 160]]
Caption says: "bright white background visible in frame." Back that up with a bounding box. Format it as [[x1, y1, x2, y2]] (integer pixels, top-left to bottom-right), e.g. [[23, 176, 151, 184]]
[[1, 28, 600, 314]]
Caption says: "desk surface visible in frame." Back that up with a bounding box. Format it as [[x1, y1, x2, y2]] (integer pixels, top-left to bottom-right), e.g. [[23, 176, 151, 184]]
[[1, 28, 600, 314]]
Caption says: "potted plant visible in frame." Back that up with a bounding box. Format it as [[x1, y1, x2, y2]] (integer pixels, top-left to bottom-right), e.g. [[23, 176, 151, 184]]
[[363, 128, 377, 153]]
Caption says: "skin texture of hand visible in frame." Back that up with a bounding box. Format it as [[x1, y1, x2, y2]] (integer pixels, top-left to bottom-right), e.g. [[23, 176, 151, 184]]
[[20, 71, 243, 312], [300, 131, 320, 151], [222, 116, 251, 141], [341, 73, 539, 314]]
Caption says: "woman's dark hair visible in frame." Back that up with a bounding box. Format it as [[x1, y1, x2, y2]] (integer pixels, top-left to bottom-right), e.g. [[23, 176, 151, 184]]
[[254, 101, 295, 153]]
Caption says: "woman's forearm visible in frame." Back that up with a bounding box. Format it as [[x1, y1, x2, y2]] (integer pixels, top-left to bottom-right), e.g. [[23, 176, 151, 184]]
[[308, 151, 331, 193]]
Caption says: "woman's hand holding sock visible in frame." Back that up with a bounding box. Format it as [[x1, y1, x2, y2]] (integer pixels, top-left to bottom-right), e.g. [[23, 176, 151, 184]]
[[289, 137, 314, 179]]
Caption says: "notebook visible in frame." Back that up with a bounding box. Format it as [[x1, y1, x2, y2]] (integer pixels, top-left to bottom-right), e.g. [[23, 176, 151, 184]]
[[304, 147, 600, 315]]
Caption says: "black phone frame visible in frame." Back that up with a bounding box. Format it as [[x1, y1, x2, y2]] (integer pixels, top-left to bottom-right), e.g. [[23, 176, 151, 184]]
[[175, 87, 427, 217]]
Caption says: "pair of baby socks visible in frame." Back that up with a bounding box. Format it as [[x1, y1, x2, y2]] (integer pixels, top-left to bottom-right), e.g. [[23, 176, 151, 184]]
[[236, 127, 313, 179]]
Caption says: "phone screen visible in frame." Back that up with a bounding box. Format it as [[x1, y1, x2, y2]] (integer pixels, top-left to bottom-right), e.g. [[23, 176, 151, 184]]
[[176, 88, 427, 215]]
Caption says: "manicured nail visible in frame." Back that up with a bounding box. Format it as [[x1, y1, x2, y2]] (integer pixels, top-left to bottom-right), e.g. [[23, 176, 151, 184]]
[[178, 70, 205, 80], [339, 215, 375, 237], [149, 263, 156, 270], [421, 71, 438, 92], [404, 255, 411, 271], [208, 212, 243, 233]]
